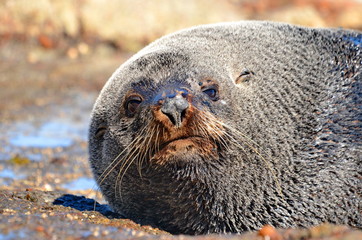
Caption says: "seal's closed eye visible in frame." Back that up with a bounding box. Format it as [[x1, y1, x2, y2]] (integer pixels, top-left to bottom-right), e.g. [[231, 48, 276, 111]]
[[235, 69, 254, 85]]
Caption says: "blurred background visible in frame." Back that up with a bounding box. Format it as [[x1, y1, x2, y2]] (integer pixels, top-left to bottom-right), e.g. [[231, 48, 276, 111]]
[[0, 0, 361, 204], [1, 0, 361, 54]]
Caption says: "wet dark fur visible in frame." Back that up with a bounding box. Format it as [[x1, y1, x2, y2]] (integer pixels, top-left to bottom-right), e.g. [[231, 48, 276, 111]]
[[89, 21, 361, 234]]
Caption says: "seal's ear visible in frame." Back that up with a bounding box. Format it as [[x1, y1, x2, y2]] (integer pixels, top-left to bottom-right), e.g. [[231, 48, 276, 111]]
[[95, 123, 107, 139], [235, 69, 255, 85]]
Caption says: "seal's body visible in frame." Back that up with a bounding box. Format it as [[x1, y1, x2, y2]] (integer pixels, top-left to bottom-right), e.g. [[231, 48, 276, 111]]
[[89, 21, 361, 234]]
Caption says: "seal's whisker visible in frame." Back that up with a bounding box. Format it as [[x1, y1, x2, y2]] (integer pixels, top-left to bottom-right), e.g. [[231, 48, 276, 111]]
[[225, 131, 284, 197], [193, 115, 215, 142], [138, 123, 157, 177], [206, 116, 263, 153], [201, 115, 283, 197], [198, 122, 230, 151], [154, 123, 161, 155], [96, 124, 149, 198], [149, 123, 158, 156], [204, 119, 231, 151], [149, 123, 162, 163], [114, 134, 148, 197], [218, 122, 284, 197], [97, 129, 146, 187], [97, 146, 129, 185], [116, 120, 158, 195], [212, 129, 232, 152], [85, 182, 103, 211], [196, 122, 210, 138], [220, 121, 273, 160], [197, 113, 231, 151], [115, 153, 139, 199], [224, 126, 274, 164]]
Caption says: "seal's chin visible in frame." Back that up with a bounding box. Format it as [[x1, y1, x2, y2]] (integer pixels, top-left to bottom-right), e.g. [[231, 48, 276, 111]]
[[151, 136, 218, 165]]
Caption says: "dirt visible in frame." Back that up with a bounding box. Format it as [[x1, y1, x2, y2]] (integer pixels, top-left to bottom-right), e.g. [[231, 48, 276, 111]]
[[0, 189, 169, 239], [0, 39, 361, 239], [1, 189, 361, 240]]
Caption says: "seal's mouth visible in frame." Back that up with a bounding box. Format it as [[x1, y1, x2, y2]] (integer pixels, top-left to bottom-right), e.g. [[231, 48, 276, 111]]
[[151, 135, 218, 165], [159, 136, 203, 150], [147, 104, 223, 165]]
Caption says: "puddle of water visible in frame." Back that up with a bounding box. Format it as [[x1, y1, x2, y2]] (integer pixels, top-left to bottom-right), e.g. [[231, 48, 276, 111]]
[[4, 93, 94, 150], [0, 152, 12, 163], [0, 168, 25, 180], [0, 92, 95, 186], [0, 230, 27, 240], [10, 135, 73, 148], [9, 119, 88, 148], [0, 168, 26, 186], [62, 177, 97, 191], [26, 153, 43, 162]]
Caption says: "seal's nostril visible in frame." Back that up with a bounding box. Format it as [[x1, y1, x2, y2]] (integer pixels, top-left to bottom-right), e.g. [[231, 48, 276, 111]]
[[162, 111, 177, 126], [160, 96, 189, 127], [181, 109, 187, 122]]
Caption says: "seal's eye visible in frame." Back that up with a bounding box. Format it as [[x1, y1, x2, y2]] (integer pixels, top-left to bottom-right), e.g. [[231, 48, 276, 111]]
[[202, 87, 219, 101], [125, 95, 143, 115]]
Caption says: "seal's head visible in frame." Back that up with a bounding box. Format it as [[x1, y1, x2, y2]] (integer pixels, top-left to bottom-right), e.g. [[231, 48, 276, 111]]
[[89, 48, 255, 234], [89, 21, 361, 234], [89, 49, 243, 233]]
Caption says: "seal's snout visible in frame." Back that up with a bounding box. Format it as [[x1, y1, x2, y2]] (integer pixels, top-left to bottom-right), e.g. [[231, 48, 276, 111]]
[[153, 88, 190, 128], [161, 95, 189, 127]]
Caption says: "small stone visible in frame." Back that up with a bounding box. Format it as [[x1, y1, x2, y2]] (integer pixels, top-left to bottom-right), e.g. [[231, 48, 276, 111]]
[[258, 225, 282, 240], [78, 43, 89, 55], [43, 183, 53, 191], [38, 34, 55, 49], [8, 155, 30, 165], [66, 213, 74, 220], [93, 227, 100, 237], [3, 208, 16, 214], [67, 47, 78, 59], [35, 226, 45, 232]]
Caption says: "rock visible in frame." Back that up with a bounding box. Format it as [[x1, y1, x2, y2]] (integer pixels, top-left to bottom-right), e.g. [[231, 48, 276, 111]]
[[0, 189, 361, 239]]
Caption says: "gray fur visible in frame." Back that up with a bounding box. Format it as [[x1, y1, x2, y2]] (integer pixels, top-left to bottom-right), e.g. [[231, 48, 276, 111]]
[[89, 21, 361, 234]]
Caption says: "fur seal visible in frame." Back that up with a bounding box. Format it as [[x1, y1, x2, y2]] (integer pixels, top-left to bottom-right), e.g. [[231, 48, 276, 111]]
[[89, 21, 361, 234]]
